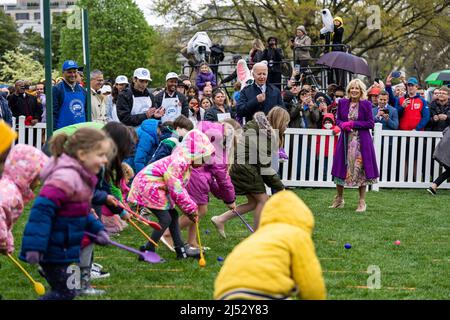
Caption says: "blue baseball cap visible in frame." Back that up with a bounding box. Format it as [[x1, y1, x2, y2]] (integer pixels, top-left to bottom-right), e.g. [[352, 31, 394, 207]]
[[407, 77, 418, 85], [62, 60, 79, 72]]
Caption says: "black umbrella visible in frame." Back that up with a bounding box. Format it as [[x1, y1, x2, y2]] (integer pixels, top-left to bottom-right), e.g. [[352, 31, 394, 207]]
[[316, 51, 370, 76]]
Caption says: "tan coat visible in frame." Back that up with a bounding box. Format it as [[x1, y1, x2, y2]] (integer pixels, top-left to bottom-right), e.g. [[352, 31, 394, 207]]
[[91, 90, 108, 124]]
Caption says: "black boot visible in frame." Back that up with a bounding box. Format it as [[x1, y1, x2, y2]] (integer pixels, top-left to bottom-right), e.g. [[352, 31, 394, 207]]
[[175, 244, 201, 259]]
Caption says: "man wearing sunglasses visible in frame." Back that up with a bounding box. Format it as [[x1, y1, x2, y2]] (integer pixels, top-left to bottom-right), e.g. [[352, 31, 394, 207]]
[[429, 86, 450, 132]]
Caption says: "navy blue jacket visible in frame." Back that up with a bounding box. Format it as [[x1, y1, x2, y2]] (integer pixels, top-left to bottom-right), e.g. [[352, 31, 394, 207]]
[[20, 196, 104, 264], [236, 82, 285, 120], [0, 95, 12, 126]]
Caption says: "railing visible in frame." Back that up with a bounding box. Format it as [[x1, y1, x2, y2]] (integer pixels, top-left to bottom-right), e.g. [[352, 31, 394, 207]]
[[281, 123, 448, 190], [12, 118, 448, 190], [12, 116, 47, 151]]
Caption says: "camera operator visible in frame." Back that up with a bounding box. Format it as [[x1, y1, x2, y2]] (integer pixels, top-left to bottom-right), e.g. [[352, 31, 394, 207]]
[[8, 80, 42, 125], [181, 32, 212, 67], [261, 36, 284, 90], [372, 89, 399, 130]]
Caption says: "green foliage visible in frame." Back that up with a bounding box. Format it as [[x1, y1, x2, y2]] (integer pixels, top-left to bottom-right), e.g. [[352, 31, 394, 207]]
[[0, 10, 20, 57], [20, 28, 45, 65], [0, 49, 44, 83], [151, 0, 450, 81], [56, 0, 176, 87], [2, 189, 450, 300]]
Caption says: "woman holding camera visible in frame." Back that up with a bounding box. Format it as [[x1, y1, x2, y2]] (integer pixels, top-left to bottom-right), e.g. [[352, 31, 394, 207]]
[[261, 37, 284, 90], [330, 79, 379, 212]]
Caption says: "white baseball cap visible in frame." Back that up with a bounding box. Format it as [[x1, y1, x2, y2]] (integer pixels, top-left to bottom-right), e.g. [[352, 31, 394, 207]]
[[166, 72, 179, 82], [133, 68, 152, 81], [115, 75, 128, 84], [100, 85, 112, 94]]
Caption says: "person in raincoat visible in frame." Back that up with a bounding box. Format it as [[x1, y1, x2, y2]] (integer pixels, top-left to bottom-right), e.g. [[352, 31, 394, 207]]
[[214, 190, 326, 300]]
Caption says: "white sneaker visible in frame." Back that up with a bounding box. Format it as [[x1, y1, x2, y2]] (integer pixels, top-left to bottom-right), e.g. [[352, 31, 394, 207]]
[[90, 268, 110, 280], [91, 262, 103, 271], [140, 207, 152, 216]]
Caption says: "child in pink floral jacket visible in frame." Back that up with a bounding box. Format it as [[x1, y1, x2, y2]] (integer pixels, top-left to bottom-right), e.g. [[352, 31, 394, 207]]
[[128, 129, 215, 260], [0, 144, 48, 255]]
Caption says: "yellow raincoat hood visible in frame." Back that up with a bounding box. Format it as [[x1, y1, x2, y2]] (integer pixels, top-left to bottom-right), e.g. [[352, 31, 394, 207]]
[[214, 190, 326, 300]]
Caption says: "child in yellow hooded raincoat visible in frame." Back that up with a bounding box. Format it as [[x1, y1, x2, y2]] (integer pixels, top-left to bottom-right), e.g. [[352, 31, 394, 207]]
[[214, 190, 326, 300]]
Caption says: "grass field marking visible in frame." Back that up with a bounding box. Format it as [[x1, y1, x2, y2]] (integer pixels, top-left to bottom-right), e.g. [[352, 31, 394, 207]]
[[347, 285, 416, 291]]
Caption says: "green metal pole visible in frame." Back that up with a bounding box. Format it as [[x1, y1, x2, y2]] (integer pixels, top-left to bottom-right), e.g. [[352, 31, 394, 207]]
[[43, 0, 53, 138], [82, 8, 91, 122]]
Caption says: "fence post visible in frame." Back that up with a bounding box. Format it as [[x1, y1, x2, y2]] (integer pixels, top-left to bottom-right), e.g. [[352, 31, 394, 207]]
[[18, 116, 26, 145], [372, 123, 382, 192]]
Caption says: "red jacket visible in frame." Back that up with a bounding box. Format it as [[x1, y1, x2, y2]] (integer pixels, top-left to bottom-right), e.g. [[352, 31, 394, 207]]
[[316, 113, 340, 157], [397, 95, 429, 131]]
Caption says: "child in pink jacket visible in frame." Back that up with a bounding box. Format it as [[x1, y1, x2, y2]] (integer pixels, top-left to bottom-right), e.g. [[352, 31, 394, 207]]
[[179, 121, 237, 248], [0, 144, 48, 255], [128, 129, 215, 260]]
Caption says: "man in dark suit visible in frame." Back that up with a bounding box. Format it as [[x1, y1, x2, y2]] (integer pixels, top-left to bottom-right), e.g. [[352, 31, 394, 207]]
[[236, 62, 285, 120], [8, 80, 42, 125]]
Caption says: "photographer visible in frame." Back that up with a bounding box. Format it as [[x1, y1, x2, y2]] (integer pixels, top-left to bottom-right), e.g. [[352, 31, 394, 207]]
[[8, 80, 42, 125], [314, 92, 331, 128], [181, 32, 212, 66], [290, 26, 312, 75], [283, 83, 305, 128], [261, 36, 284, 90], [372, 90, 399, 130]]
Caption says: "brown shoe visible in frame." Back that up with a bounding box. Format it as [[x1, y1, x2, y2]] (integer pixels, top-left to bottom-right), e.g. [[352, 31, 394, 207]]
[[329, 196, 345, 209]]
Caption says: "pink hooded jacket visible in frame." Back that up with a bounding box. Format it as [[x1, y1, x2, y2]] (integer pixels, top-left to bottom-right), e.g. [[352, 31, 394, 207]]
[[128, 129, 215, 214], [0, 144, 48, 253], [187, 121, 236, 205]]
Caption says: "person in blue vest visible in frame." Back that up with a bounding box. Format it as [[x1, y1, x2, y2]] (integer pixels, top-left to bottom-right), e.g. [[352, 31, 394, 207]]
[[52, 60, 87, 130]]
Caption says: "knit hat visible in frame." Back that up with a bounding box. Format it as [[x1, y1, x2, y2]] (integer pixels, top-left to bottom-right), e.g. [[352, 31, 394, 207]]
[[296, 25, 307, 35], [334, 16, 343, 27], [0, 120, 17, 154]]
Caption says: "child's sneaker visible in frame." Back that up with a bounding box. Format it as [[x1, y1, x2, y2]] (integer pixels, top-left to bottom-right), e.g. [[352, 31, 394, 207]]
[[278, 148, 289, 162], [90, 267, 110, 280], [140, 207, 152, 216], [77, 267, 105, 296]]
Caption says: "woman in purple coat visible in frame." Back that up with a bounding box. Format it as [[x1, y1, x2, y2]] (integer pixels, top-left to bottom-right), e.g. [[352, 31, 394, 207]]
[[330, 79, 379, 212]]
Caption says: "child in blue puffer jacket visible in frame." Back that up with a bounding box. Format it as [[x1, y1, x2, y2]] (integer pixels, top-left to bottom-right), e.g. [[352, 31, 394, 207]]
[[20, 128, 113, 300]]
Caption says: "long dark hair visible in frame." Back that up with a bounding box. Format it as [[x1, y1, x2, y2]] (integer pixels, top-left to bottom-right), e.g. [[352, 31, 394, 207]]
[[102, 122, 134, 185], [188, 96, 201, 122]]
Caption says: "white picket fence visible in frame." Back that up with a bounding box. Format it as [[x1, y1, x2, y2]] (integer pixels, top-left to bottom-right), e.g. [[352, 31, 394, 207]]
[[12, 116, 47, 150], [11, 116, 449, 190], [281, 123, 448, 190]]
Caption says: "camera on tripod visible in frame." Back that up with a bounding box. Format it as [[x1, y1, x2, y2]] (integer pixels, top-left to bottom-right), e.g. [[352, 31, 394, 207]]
[[210, 44, 225, 65]]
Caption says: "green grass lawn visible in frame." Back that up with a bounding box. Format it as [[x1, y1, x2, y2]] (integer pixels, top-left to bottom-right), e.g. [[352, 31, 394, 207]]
[[1, 188, 449, 300]]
